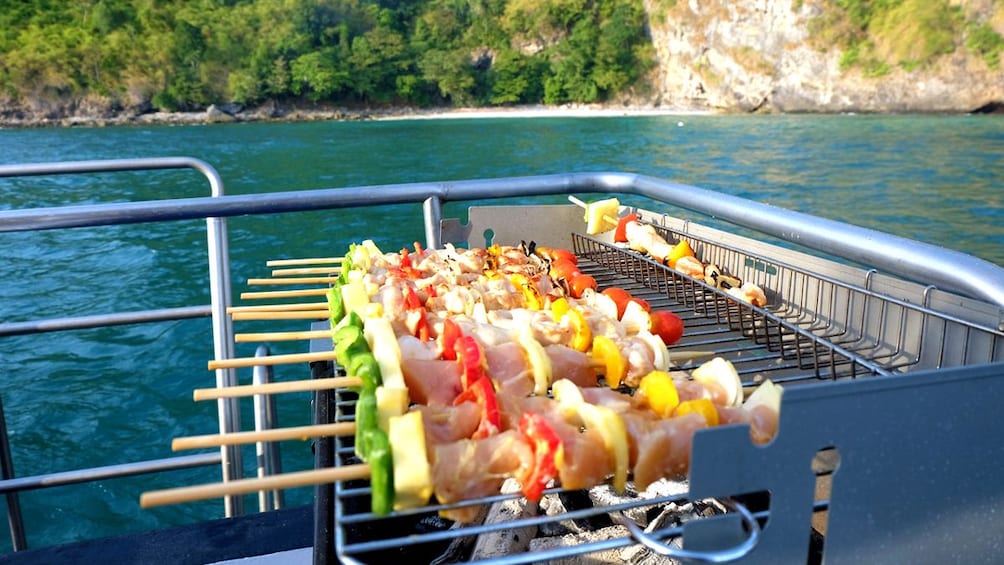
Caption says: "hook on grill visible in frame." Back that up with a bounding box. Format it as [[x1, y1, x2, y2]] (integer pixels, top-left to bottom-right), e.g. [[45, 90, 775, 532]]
[[615, 498, 761, 563]]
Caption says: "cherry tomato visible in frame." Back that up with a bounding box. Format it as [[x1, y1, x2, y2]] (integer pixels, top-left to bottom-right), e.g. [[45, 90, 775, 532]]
[[539, 246, 578, 265], [650, 310, 684, 345], [568, 273, 598, 298], [549, 258, 580, 281], [601, 287, 633, 319]]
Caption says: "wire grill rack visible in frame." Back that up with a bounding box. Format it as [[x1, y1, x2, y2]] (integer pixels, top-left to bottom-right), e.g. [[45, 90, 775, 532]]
[[325, 227, 1004, 564]]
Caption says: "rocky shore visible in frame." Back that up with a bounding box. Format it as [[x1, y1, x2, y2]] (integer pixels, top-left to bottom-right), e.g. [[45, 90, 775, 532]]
[[0, 98, 713, 129]]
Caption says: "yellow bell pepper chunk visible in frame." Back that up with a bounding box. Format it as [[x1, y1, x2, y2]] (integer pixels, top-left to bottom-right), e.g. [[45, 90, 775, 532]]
[[578, 403, 629, 493], [551, 297, 570, 319], [509, 273, 544, 310], [591, 335, 626, 388], [666, 239, 696, 268], [674, 398, 720, 427], [564, 307, 592, 353], [638, 370, 680, 418]]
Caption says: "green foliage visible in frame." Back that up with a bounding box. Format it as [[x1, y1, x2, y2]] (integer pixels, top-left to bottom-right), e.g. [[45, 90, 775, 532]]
[[817, 0, 993, 75], [966, 21, 1004, 67], [0, 0, 652, 110]]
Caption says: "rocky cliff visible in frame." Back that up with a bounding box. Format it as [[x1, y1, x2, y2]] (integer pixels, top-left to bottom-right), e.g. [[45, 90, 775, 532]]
[[639, 0, 1004, 113]]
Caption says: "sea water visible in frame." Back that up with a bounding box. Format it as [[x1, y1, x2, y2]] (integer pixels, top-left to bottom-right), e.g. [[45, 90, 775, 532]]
[[0, 114, 1002, 551]]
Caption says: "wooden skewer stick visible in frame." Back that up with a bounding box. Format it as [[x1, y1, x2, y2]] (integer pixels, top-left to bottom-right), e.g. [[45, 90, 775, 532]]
[[668, 350, 718, 363], [266, 257, 344, 267], [235, 329, 332, 343], [271, 267, 342, 277], [172, 422, 356, 451], [241, 288, 331, 300], [227, 302, 329, 314], [140, 464, 370, 508], [193, 376, 360, 401], [208, 350, 338, 370], [246, 277, 337, 285], [231, 310, 329, 321]]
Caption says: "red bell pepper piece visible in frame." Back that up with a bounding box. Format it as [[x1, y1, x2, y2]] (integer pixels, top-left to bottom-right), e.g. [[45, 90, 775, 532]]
[[403, 286, 431, 341], [404, 285, 423, 310], [614, 213, 638, 243], [438, 318, 462, 361], [397, 247, 423, 278], [453, 376, 501, 439], [517, 412, 562, 502], [455, 335, 488, 390]]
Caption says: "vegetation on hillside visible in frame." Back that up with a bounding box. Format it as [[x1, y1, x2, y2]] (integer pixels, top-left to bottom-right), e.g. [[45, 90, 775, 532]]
[[1, 0, 1001, 115], [0, 0, 654, 111], [810, 0, 1004, 76]]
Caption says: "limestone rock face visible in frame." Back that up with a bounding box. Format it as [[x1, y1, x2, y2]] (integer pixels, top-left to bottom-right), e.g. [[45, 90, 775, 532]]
[[642, 0, 1004, 113]]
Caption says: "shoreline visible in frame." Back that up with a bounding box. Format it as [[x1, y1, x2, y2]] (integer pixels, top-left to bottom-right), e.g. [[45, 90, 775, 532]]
[[0, 103, 713, 129]]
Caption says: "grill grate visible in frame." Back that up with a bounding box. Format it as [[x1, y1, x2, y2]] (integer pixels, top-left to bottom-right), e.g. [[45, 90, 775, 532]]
[[326, 229, 1004, 564]]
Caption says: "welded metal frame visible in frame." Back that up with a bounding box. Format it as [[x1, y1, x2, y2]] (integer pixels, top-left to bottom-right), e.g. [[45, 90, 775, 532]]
[[3, 171, 1003, 308], [0, 158, 242, 548]]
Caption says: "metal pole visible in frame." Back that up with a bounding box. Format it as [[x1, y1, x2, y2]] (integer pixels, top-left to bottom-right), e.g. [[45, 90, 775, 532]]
[[423, 195, 443, 250], [0, 395, 27, 551], [202, 165, 243, 517], [253, 346, 283, 512]]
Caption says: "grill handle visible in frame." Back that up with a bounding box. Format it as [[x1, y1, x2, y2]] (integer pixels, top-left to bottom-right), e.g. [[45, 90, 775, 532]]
[[616, 498, 761, 563]]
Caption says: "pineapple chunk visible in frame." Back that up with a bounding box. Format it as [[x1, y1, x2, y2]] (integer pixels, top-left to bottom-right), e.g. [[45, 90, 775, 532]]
[[584, 198, 620, 235], [388, 411, 433, 510]]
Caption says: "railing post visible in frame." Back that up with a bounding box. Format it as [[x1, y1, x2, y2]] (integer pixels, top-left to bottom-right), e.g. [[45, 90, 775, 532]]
[[253, 346, 283, 512], [202, 166, 243, 517], [423, 195, 443, 250], [0, 396, 26, 551]]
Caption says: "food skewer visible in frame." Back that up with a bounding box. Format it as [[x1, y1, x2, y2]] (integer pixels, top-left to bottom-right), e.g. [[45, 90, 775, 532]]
[[150, 240, 781, 519], [271, 267, 342, 276], [230, 310, 329, 321], [140, 465, 370, 508], [227, 302, 329, 313], [246, 276, 338, 285], [192, 376, 362, 400], [208, 350, 339, 370], [241, 288, 332, 300], [172, 422, 356, 450], [234, 329, 332, 343], [266, 257, 344, 267]]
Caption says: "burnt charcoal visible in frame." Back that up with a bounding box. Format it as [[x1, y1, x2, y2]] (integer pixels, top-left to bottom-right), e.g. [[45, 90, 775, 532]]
[[470, 479, 539, 560], [559, 489, 615, 530], [538, 494, 577, 537]]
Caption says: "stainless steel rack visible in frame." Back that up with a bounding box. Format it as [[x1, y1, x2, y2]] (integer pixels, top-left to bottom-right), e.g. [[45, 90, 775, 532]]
[[325, 204, 1004, 564]]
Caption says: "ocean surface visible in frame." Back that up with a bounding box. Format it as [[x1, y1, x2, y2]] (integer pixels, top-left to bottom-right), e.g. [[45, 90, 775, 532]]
[[0, 114, 1002, 552]]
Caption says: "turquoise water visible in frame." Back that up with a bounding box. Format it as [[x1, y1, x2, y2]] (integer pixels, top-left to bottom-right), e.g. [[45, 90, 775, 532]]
[[0, 114, 1002, 551]]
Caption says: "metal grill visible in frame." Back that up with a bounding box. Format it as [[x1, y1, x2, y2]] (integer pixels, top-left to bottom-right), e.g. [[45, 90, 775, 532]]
[[319, 209, 1004, 564]]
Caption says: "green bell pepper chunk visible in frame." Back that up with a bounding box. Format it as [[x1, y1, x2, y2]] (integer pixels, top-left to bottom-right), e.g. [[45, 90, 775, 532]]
[[348, 351, 382, 390], [354, 387, 378, 461], [333, 325, 368, 367], [326, 285, 345, 329], [364, 427, 394, 516], [338, 244, 355, 285]]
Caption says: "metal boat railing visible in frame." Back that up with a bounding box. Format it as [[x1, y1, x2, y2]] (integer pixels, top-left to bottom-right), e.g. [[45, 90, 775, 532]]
[[0, 158, 242, 550], [1, 159, 1003, 554]]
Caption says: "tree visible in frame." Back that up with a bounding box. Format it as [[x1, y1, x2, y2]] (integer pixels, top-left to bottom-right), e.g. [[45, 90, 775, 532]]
[[290, 49, 349, 100]]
